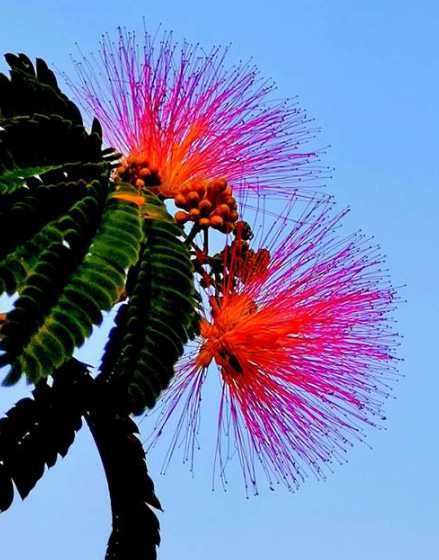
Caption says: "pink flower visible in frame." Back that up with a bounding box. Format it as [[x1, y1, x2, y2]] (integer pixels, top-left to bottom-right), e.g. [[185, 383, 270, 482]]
[[67, 28, 322, 201], [148, 197, 400, 494]]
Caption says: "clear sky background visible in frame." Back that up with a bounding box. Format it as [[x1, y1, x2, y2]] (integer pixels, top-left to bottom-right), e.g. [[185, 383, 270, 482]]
[[0, 1, 438, 559]]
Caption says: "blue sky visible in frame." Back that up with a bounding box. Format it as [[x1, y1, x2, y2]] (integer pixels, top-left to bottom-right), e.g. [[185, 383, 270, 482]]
[[0, 1, 438, 559]]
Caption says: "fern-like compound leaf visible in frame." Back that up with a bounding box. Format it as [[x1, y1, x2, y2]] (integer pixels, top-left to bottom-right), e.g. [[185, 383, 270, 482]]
[[99, 192, 199, 414], [0, 190, 143, 384], [0, 359, 92, 512]]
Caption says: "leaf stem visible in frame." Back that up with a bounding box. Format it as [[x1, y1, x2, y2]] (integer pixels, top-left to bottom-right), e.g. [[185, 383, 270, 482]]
[[184, 224, 199, 246], [203, 228, 209, 256]]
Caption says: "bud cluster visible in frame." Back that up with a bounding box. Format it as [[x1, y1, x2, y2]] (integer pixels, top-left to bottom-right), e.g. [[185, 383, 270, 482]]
[[174, 179, 239, 233], [114, 154, 161, 193]]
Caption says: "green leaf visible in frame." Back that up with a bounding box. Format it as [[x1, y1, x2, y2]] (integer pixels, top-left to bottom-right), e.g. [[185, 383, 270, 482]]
[[0, 164, 66, 194], [0, 359, 92, 511], [0, 176, 107, 296], [0, 191, 143, 384], [0, 53, 83, 124], [0, 55, 119, 261], [0, 53, 166, 560], [99, 197, 199, 414]]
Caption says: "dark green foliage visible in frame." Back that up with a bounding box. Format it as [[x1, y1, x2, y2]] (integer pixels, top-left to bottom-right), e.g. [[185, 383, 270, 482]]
[[0, 163, 110, 258], [0, 53, 82, 124], [0, 357, 162, 559], [99, 194, 198, 414], [0, 114, 102, 179], [0, 77, 112, 196], [0, 53, 116, 257], [86, 405, 161, 560], [0, 53, 198, 559], [0, 53, 144, 385], [0, 359, 92, 512], [0, 175, 107, 295], [0, 190, 143, 384]]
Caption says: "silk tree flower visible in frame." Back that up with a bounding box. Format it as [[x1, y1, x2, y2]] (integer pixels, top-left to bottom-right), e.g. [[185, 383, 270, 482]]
[[148, 197, 400, 494], [67, 28, 323, 231]]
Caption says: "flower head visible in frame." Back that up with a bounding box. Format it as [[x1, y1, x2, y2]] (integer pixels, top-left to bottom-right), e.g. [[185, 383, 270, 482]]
[[68, 28, 321, 209], [149, 197, 400, 494]]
